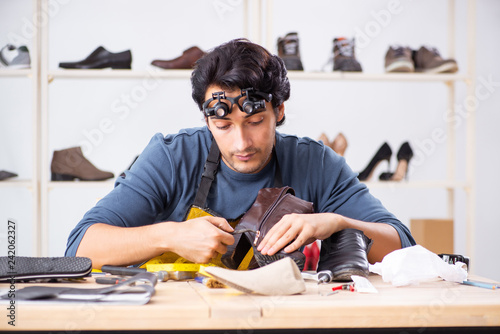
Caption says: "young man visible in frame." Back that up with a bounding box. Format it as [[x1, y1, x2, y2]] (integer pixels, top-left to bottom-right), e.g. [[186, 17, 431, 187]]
[[65, 39, 415, 269]]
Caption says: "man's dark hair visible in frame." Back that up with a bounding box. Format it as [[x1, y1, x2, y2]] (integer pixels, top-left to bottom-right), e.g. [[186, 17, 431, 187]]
[[191, 38, 290, 126]]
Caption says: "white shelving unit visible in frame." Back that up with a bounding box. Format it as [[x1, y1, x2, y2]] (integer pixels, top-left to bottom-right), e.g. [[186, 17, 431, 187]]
[[2, 0, 476, 264], [262, 0, 477, 262], [0, 0, 41, 255]]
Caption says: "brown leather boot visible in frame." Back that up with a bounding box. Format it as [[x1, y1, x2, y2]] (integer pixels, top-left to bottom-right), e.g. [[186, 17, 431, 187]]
[[151, 46, 205, 69], [277, 32, 304, 71], [51, 147, 114, 181], [333, 37, 362, 72], [222, 187, 313, 271]]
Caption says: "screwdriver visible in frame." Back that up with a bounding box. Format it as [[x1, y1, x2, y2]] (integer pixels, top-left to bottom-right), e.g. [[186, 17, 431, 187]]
[[331, 283, 355, 292], [100, 265, 194, 282]]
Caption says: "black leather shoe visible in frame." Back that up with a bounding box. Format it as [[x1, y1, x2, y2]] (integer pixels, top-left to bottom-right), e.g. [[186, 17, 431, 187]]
[[317, 228, 373, 281], [0, 170, 18, 181], [59, 46, 132, 69]]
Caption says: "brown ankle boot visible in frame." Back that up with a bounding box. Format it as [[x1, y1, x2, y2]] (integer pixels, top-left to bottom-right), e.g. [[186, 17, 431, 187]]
[[51, 147, 114, 181], [222, 187, 313, 271]]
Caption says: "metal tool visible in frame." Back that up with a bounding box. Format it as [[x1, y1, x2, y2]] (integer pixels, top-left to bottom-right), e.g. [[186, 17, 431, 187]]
[[95, 276, 128, 284], [301, 270, 333, 284], [101, 265, 146, 276], [100, 265, 194, 282]]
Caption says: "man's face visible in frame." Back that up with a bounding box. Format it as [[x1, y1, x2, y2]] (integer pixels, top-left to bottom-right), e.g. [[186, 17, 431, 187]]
[[204, 85, 284, 174]]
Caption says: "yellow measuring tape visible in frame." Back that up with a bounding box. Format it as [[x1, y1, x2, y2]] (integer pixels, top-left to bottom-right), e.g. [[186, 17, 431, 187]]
[[139, 206, 254, 273]]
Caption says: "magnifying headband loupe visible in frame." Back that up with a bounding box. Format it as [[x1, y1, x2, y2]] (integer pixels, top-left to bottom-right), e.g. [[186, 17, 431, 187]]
[[202, 87, 273, 118]]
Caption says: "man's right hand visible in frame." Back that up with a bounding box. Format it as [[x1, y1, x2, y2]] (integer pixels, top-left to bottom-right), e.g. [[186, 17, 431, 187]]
[[159, 217, 235, 263], [76, 217, 235, 269]]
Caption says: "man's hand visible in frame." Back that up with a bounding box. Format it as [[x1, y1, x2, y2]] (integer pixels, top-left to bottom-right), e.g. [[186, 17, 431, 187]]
[[255, 212, 403, 264], [256, 213, 342, 256], [161, 216, 235, 263]]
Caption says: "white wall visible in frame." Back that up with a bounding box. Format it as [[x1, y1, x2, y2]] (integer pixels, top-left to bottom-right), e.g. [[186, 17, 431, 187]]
[[1, 0, 499, 280]]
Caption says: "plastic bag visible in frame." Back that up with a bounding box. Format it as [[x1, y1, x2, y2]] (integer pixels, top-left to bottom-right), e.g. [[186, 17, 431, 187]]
[[369, 245, 467, 286]]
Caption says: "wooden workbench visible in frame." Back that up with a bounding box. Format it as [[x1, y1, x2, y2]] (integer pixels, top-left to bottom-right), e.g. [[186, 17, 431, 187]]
[[1, 274, 499, 332]]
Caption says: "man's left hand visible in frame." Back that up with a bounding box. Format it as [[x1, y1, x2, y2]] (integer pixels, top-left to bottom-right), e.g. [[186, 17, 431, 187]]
[[256, 213, 343, 256]]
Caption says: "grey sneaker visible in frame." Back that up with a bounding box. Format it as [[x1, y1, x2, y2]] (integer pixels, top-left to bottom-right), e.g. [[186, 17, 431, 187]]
[[0, 44, 31, 69], [277, 32, 304, 71], [413, 46, 458, 73], [333, 37, 362, 72], [385, 46, 414, 72]]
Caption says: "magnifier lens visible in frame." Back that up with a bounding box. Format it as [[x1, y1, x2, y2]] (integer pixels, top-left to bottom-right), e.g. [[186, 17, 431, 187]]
[[216, 106, 226, 117], [243, 103, 254, 114]]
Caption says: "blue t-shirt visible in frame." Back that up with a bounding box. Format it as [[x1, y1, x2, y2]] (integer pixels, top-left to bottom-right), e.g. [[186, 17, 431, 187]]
[[65, 126, 415, 256]]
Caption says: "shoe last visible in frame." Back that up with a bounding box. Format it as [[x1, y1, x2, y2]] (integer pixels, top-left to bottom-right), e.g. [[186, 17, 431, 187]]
[[204, 257, 306, 295]]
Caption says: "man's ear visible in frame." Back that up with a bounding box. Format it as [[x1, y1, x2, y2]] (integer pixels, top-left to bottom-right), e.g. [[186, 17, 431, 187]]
[[276, 104, 285, 123]]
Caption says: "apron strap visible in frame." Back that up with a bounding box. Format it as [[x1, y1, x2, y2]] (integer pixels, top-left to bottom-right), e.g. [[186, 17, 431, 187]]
[[273, 147, 283, 188], [193, 141, 283, 208], [192, 139, 220, 208]]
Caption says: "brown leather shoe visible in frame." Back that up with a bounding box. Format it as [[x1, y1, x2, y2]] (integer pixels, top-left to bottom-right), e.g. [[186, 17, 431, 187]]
[[151, 46, 205, 69], [51, 147, 114, 181], [413, 46, 458, 73]]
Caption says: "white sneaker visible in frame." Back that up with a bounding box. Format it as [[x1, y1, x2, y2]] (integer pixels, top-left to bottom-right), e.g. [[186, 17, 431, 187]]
[[0, 44, 31, 69]]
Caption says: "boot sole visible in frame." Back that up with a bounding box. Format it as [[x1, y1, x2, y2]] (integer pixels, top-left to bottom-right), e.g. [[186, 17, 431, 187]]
[[330, 265, 369, 282], [253, 250, 305, 271], [51, 172, 113, 181], [0, 256, 92, 282]]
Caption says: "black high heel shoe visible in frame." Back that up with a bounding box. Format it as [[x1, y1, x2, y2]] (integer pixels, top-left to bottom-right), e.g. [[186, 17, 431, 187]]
[[379, 142, 413, 181], [357, 142, 392, 181]]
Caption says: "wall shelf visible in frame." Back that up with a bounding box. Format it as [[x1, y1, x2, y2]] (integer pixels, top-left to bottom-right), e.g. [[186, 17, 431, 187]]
[[47, 69, 193, 80], [45, 69, 469, 82], [47, 181, 115, 190], [0, 69, 32, 77], [363, 180, 469, 190], [0, 180, 35, 189], [287, 71, 469, 82]]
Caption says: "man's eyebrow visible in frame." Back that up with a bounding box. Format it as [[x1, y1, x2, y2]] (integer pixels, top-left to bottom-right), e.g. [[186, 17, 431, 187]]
[[210, 116, 231, 120], [245, 110, 265, 119], [210, 111, 265, 121]]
